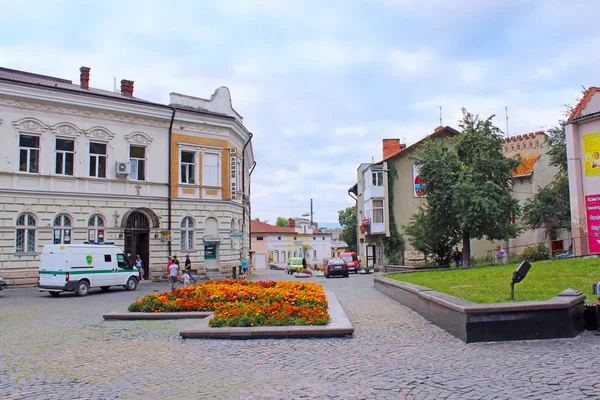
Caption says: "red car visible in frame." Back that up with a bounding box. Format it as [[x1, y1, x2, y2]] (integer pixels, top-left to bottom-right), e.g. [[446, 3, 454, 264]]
[[324, 259, 349, 278], [340, 252, 360, 274]]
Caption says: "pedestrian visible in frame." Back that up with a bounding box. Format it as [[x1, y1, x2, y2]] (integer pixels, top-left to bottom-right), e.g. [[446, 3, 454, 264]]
[[184, 254, 197, 284], [182, 270, 190, 286], [168, 257, 179, 291], [135, 254, 144, 280], [495, 246, 507, 265], [452, 247, 462, 268], [302, 257, 307, 270], [241, 257, 248, 279]]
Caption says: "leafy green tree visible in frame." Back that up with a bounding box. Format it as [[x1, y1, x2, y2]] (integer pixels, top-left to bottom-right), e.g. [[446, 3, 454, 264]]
[[276, 217, 290, 227], [338, 206, 357, 252], [404, 206, 459, 266], [522, 123, 570, 239], [414, 109, 521, 266]]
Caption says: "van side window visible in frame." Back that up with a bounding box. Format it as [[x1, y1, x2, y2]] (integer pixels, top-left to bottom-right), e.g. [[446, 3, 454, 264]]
[[104, 255, 112, 262], [116, 254, 130, 268]]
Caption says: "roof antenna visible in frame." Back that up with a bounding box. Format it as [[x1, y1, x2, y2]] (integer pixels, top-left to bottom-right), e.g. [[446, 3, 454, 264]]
[[114, 77, 117, 92], [438, 105, 443, 126], [505, 106, 509, 139], [372, 156, 374, 163]]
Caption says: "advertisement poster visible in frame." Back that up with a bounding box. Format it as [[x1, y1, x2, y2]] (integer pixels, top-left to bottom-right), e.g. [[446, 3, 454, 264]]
[[586, 194, 600, 253], [583, 132, 600, 177], [413, 164, 425, 197]]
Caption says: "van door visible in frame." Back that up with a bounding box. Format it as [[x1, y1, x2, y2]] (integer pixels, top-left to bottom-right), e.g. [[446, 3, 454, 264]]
[[116, 253, 135, 284]]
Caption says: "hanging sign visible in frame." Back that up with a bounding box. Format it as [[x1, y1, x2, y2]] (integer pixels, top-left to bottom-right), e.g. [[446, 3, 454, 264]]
[[231, 232, 243, 240], [204, 234, 222, 242]]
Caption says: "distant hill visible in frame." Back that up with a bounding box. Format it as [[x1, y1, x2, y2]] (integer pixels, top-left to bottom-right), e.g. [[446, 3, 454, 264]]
[[318, 222, 341, 229]]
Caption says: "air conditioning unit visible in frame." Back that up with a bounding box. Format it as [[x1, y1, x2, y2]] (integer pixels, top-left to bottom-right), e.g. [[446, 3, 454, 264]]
[[229, 148, 237, 154], [116, 161, 131, 175]]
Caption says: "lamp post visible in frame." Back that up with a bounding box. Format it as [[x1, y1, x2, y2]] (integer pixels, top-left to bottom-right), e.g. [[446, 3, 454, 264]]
[[302, 198, 314, 226]]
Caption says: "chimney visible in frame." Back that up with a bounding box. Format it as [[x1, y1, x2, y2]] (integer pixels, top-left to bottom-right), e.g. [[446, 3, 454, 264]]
[[80, 66, 90, 89], [434, 125, 444, 132], [382, 139, 403, 159], [288, 218, 295, 228], [120, 79, 134, 96]]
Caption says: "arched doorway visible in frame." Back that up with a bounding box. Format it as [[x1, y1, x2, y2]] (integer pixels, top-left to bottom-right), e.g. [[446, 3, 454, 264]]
[[123, 210, 151, 280]]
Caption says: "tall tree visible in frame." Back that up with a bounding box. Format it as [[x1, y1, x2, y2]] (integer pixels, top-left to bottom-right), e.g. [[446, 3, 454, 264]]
[[338, 206, 357, 252], [414, 109, 521, 266], [404, 205, 459, 265], [276, 216, 290, 227]]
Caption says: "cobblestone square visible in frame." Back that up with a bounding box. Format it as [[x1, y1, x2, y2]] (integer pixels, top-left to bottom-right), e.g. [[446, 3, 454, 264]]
[[1, 270, 599, 399]]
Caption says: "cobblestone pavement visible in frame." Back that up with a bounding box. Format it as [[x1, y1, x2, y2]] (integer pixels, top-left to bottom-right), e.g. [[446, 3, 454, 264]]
[[1, 271, 599, 400]]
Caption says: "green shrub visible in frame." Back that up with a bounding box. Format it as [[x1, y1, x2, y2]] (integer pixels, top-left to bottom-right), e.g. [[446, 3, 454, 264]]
[[521, 244, 550, 261]]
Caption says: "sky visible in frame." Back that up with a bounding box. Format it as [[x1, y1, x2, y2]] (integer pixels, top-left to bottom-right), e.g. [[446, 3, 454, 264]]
[[1, 0, 599, 226]]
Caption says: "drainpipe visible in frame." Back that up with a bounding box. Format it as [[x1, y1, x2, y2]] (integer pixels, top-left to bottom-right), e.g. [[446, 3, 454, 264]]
[[241, 132, 253, 255], [167, 107, 176, 257], [248, 161, 257, 251]]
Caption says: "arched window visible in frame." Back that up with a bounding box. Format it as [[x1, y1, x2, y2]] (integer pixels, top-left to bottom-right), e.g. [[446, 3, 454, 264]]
[[16, 213, 36, 253], [88, 214, 105, 243], [281, 251, 286, 262], [53, 214, 72, 244], [274, 250, 279, 263], [288, 251, 291, 260], [181, 217, 194, 251]]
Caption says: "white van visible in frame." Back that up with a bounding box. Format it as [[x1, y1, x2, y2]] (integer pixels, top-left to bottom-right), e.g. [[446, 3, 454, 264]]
[[38, 244, 139, 296]]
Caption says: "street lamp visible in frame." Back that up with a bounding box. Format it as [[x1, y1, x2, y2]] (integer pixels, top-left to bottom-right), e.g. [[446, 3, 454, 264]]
[[302, 199, 314, 226]]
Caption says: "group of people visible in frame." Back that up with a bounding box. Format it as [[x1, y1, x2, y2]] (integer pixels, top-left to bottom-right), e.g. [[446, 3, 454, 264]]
[[451, 245, 507, 268], [167, 254, 197, 291]]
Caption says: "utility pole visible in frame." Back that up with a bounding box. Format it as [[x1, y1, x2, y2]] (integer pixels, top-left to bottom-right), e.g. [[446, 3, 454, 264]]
[[310, 198, 313, 226]]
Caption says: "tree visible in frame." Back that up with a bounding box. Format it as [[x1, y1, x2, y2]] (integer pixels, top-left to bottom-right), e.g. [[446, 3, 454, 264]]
[[276, 217, 290, 227], [338, 206, 357, 252], [413, 109, 521, 266], [254, 217, 268, 224], [404, 206, 459, 266], [522, 123, 571, 239]]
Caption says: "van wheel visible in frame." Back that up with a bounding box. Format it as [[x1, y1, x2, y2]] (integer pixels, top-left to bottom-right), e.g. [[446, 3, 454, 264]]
[[100, 286, 110, 292], [49, 291, 60, 297], [125, 277, 138, 291], [76, 281, 89, 296]]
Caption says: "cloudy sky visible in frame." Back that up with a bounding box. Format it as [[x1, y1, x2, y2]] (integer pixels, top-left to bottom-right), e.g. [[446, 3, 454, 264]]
[[1, 0, 598, 226]]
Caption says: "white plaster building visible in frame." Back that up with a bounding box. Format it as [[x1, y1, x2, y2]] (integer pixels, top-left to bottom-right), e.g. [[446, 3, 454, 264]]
[[0, 66, 254, 285]]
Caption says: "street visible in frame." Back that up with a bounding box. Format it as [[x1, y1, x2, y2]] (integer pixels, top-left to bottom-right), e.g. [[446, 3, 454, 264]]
[[1, 270, 599, 399]]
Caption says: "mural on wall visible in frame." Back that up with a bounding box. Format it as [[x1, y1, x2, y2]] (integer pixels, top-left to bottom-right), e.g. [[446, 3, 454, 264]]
[[413, 164, 425, 197], [583, 132, 600, 177], [586, 194, 600, 253]]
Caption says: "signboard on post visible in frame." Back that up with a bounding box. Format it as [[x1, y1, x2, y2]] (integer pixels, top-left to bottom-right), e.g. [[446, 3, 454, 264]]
[[231, 232, 243, 240], [586, 194, 600, 253], [162, 231, 172, 241]]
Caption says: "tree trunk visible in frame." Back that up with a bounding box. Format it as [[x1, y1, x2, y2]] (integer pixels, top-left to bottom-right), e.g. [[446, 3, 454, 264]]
[[462, 231, 471, 267]]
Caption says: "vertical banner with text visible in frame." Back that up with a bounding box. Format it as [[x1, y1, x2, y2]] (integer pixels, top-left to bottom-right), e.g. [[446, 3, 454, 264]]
[[586, 194, 600, 253]]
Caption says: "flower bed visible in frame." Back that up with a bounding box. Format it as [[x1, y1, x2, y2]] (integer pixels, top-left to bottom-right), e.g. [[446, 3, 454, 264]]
[[128, 280, 329, 327]]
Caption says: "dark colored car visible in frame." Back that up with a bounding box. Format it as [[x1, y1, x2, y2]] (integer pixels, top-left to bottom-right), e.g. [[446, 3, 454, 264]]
[[324, 259, 349, 278], [0, 276, 7, 291], [340, 252, 360, 273]]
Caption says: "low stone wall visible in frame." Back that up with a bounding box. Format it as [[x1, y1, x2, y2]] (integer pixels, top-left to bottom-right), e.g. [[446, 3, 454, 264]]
[[374, 276, 585, 343]]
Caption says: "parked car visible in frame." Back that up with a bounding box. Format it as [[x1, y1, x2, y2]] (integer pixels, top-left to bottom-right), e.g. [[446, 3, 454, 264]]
[[0, 276, 6, 291], [324, 258, 349, 278], [287, 257, 304, 274], [340, 252, 360, 273], [554, 250, 574, 260]]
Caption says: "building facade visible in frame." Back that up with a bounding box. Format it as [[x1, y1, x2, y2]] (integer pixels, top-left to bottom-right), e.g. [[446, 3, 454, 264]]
[[0, 66, 254, 285]]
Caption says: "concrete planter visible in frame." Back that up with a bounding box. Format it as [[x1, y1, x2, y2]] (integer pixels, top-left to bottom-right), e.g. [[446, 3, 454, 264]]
[[374, 276, 585, 343]]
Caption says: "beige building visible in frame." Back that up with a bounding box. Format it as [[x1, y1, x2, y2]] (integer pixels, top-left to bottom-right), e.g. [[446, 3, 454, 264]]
[[0, 66, 254, 285]]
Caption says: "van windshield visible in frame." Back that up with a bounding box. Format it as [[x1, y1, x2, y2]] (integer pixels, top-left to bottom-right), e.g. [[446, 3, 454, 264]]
[[117, 254, 132, 269], [342, 255, 358, 263], [289, 259, 303, 265]]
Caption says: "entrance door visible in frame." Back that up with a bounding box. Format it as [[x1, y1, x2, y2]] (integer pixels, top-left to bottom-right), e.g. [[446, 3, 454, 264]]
[[366, 245, 376, 268], [124, 211, 150, 280]]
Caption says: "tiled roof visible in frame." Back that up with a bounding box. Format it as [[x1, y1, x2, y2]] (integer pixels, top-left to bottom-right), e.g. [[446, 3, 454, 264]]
[[380, 126, 460, 163], [0, 66, 158, 104], [251, 220, 296, 234], [568, 87, 599, 122], [513, 156, 540, 177]]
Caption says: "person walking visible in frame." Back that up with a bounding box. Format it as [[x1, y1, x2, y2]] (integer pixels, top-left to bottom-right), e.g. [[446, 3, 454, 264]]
[[168, 258, 180, 292], [302, 257, 307, 270], [452, 247, 462, 268], [184, 254, 197, 284], [241, 257, 248, 279], [135, 255, 144, 280]]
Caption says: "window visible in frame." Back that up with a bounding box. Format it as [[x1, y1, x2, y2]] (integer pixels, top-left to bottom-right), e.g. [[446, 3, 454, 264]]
[[53, 214, 72, 244], [313, 250, 317, 258], [278, 237, 281, 240], [16, 213, 36, 253], [372, 171, 383, 186], [181, 151, 195, 184], [55, 138, 74, 176], [257, 237, 264, 241], [181, 217, 194, 251], [19, 134, 40, 173], [117, 253, 130, 268], [373, 199, 384, 223], [203, 153, 219, 186], [104, 255, 112, 262], [89, 142, 107, 178], [88, 214, 105, 243], [130, 145, 146, 181], [274, 251, 279, 263]]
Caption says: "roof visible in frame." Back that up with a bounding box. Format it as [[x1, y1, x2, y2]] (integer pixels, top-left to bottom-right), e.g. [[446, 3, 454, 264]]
[[568, 87, 600, 122], [513, 155, 540, 178], [251, 220, 296, 234], [380, 126, 460, 163]]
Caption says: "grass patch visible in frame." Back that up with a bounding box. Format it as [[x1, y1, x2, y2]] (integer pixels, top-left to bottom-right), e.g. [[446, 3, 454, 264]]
[[386, 258, 599, 304]]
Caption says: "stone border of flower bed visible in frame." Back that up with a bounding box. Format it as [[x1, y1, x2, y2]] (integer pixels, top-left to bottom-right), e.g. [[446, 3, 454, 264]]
[[103, 290, 354, 339], [374, 275, 585, 343]]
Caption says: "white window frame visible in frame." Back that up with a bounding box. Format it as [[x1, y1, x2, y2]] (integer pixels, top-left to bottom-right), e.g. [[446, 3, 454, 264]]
[[16, 213, 36, 254], [180, 150, 196, 184], [89, 141, 107, 178], [181, 217, 194, 251], [18, 134, 40, 173], [202, 152, 220, 187], [372, 199, 384, 223], [129, 145, 146, 181], [55, 137, 75, 176], [88, 214, 105, 243], [372, 171, 383, 186], [53, 214, 72, 244]]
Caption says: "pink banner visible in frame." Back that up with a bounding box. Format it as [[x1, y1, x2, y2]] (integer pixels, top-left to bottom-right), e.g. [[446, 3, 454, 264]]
[[586, 194, 600, 253]]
